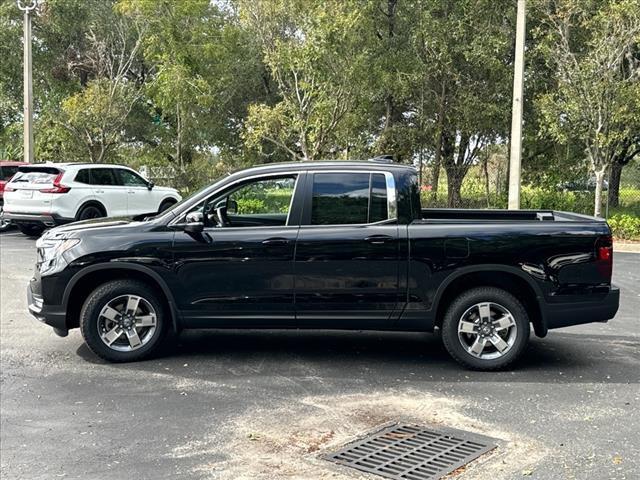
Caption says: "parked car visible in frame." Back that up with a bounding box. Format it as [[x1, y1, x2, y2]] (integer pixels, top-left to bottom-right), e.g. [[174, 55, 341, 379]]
[[3, 163, 181, 236], [559, 177, 609, 192], [27, 160, 619, 369], [0, 160, 27, 231]]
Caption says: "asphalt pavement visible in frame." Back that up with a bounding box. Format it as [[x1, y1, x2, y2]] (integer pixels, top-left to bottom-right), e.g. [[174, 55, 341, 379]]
[[1, 230, 638, 480]]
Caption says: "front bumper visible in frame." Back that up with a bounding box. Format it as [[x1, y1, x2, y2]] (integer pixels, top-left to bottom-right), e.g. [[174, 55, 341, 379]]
[[544, 286, 620, 330], [27, 281, 68, 336], [4, 212, 74, 227]]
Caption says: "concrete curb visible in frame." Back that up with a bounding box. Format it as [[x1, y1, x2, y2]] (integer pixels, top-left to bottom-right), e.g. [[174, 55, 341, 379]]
[[614, 242, 640, 253]]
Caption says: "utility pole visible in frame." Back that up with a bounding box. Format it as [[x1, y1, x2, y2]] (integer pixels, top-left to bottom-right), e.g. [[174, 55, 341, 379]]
[[508, 0, 526, 210], [18, 0, 37, 164]]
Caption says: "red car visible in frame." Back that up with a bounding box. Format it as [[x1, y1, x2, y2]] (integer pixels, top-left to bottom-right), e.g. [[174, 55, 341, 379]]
[[1, 161, 28, 231]]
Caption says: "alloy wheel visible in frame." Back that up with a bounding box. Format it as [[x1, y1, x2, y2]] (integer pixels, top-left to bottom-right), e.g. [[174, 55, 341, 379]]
[[97, 295, 157, 352], [457, 301, 518, 360]]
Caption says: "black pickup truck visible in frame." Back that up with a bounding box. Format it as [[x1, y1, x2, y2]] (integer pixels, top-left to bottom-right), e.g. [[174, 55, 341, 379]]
[[28, 160, 619, 369]]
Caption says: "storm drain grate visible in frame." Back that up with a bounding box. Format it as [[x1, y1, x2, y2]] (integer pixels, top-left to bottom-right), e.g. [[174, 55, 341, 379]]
[[324, 424, 498, 480]]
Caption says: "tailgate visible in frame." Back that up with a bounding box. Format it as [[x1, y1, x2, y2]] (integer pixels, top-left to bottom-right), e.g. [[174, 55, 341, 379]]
[[4, 166, 64, 213]]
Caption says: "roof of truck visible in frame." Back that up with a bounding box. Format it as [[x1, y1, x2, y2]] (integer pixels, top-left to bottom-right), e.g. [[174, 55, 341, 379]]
[[242, 159, 417, 176]]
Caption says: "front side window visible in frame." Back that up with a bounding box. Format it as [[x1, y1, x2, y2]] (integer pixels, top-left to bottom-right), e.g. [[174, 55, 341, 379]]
[[228, 177, 296, 217], [187, 175, 297, 228], [118, 169, 147, 187], [310, 172, 390, 225]]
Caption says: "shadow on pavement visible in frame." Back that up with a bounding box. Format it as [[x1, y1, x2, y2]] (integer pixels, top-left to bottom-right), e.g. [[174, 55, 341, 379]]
[[77, 328, 640, 385]]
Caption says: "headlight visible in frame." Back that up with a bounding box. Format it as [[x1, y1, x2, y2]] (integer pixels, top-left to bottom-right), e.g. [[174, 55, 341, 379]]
[[36, 237, 81, 275]]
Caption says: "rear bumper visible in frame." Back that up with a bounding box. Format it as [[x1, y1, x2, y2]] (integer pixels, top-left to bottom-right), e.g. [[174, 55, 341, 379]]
[[27, 281, 68, 336], [543, 286, 620, 330], [3, 212, 74, 227]]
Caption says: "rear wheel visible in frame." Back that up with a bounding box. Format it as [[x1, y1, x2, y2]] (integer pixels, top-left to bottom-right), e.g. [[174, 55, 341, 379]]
[[80, 280, 168, 362], [77, 204, 105, 221], [441, 287, 530, 370], [17, 223, 44, 237]]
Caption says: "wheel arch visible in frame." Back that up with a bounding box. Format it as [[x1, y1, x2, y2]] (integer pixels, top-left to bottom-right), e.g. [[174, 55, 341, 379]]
[[63, 263, 180, 332], [75, 200, 107, 220], [432, 265, 547, 338], [159, 196, 178, 209]]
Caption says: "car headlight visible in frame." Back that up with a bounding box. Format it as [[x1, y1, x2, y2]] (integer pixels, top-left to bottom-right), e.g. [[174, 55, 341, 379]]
[[36, 237, 81, 275]]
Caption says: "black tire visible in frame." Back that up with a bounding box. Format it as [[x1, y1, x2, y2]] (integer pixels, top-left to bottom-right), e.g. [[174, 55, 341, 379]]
[[441, 287, 530, 371], [76, 204, 105, 221], [80, 280, 168, 362], [17, 223, 44, 237], [158, 199, 176, 213]]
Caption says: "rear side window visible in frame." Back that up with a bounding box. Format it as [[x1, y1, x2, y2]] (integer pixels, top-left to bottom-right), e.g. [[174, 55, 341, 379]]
[[75, 169, 92, 184], [91, 168, 119, 186], [369, 173, 388, 223], [311, 172, 390, 225]]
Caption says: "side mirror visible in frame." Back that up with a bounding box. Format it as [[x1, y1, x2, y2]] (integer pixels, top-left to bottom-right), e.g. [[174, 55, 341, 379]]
[[184, 211, 204, 233], [227, 199, 238, 215], [147, 181, 154, 190]]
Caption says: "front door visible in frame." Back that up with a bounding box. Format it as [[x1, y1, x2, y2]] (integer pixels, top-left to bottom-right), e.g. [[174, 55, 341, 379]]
[[171, 174, 302, 327], [116, 168, 155, 216], [294, 171, 401, 328]]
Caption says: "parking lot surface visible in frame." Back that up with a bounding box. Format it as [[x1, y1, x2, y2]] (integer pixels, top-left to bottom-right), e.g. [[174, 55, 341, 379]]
[[1, 230, 639, 480]]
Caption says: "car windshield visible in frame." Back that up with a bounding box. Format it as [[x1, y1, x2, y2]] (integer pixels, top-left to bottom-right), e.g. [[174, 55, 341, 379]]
[[1, 165, 20, 181]]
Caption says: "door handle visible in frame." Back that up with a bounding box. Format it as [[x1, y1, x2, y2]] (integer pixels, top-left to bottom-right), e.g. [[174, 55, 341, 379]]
[[262, 237, 290, 246], [128, 189, 135, 194], [364, 234, 393, 244]]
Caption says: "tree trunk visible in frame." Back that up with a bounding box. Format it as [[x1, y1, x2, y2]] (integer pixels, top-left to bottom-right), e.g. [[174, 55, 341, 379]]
[[593, 167, 605, 217], [446, 167, 463, 208], [608, 161, 622, 208], [482, 154, 491, 208]]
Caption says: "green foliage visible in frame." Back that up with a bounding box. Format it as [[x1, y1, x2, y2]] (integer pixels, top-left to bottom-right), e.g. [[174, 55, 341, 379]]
[[0, 0, 638, 219], [608, 214, 640, 240]]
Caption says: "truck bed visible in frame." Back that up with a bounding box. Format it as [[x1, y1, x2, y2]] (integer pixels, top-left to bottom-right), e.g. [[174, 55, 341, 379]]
[[419, 208, 604, 223]]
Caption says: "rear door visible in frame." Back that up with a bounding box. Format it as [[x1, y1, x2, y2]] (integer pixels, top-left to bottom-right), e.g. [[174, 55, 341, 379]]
[[90, 168, 127, 217], [116, 168, 156, 216], [294, 171, 401, 328]]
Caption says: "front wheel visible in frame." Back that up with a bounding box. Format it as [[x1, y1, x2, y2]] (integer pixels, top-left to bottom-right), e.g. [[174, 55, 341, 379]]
[[441, 287, 530, 370], [80, 280, 168, 362]]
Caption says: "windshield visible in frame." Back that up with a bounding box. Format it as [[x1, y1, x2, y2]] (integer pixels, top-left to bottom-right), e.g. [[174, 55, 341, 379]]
[[1, 165, 20, 181]]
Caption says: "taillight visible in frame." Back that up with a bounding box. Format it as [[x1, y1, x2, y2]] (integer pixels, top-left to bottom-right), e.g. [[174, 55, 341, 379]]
[[39, 173, 71, 194], [595, 235, 613, 280]]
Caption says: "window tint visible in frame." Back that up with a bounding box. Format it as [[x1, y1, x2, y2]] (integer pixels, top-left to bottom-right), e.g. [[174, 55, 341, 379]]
[[91, 168, 119, 186], [311, 172, 390, 225], [369, 173, 388, 222], [118, 169, 147, 187], [75, 169, 92, 184], [311, 173, 370, 225]]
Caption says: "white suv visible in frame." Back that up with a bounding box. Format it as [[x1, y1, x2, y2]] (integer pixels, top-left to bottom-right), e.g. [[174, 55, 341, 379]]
[[3, 163, 181, 236]]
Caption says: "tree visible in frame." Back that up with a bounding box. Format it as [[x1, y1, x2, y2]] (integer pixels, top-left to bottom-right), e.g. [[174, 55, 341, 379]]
[[408, 1, 515, 206], [239, 0, 366, 162], [537, 0, 640, 216]]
